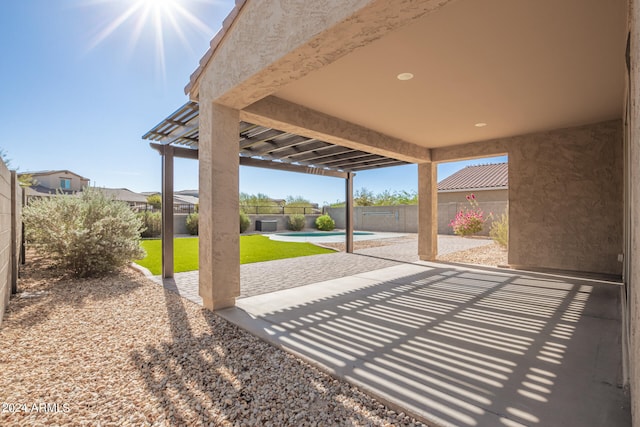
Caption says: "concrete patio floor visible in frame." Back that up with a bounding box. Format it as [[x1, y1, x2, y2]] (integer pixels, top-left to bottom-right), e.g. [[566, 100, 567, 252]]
[[147, 237, 630, 426], [218, 261, 630, 427]]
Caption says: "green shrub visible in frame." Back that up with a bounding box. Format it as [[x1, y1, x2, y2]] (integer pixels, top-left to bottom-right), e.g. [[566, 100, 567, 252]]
[[315, 214, 335, 231], [240, 211, 251, 233], [186, 212, 199, 235], [23, 188, 145, 278], [138, 211, 161, 238], [287, 214, 306, 231], [490, 211, 509, 249]]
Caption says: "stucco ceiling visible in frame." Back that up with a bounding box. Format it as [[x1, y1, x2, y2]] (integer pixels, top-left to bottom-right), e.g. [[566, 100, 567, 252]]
[[274, 0, 627, 148]]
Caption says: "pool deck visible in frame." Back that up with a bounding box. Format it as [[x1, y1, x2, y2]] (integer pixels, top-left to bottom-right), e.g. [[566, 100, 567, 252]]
[[142, 235, 630, 426], [268, 230, 408, 243]]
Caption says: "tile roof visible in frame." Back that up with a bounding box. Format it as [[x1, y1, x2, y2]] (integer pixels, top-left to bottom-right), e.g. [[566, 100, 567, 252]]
[[437, 162, 508, 192]]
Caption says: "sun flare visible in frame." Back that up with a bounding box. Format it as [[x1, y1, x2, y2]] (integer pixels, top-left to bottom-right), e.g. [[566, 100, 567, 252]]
[[85, 0, 216, 80]]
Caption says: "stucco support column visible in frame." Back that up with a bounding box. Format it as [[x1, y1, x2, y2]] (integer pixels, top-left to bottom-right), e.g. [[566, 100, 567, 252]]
[[418, 162, 438, 261], [161, 146, 174, 279], [345, 172, 354, 253], [628, 0, 640, 421], [199, 102, 240, 310]]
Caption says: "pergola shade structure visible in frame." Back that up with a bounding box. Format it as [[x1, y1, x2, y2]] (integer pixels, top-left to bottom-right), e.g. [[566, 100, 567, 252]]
[[143, 101, 409, 173], [142, 101, 412, 278]]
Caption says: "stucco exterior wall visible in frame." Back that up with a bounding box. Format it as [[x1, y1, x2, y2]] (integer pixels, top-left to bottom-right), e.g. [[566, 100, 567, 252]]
[[433, 120, 623, 275], [197, 0, 454, 108], [628, 0, 639, 424], [508, 120, 623, 275], [33, 172, 88, 192]]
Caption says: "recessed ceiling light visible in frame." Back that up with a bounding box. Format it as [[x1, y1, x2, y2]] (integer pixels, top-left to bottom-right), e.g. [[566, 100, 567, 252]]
[[397, 72, 414, 81], [474, 122, 488, 128]]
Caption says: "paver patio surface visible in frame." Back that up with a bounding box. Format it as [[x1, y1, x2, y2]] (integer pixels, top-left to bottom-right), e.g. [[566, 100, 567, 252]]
[[150, 234, 492, 302]]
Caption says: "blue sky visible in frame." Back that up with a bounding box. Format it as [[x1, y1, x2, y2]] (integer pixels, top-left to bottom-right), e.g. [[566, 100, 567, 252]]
[[0, 0, 506, 205]]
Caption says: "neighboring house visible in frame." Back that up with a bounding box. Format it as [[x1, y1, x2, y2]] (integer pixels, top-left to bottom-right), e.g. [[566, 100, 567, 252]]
[[437, 163, 508, 235], [96, 188, 150, 211], [173, 194, 199, 213], [20, 171, 150, 211], [143, 191, 199, 213], [175, 189, 198, 198], [20, 170, 89, 199]]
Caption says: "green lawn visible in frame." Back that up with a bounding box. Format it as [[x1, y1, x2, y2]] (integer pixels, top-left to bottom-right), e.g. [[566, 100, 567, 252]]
[[136, 235, 335, 275]]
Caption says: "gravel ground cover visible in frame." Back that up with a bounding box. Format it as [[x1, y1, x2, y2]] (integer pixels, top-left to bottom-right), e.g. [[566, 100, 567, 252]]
[[0, 253, 425, 426], [436, 242, 507, 267]]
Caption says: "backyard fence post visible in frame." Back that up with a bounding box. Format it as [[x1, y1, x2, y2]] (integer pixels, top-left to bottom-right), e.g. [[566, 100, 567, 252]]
[[20, 185, 26, 265], [346, 172, 354, 253], [161, 145, 175, 278], [10, 171, 19, 294]]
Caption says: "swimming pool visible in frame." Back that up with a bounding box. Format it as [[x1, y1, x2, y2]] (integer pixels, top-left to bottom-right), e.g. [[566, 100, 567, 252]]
[[276, 231, 374, 237]]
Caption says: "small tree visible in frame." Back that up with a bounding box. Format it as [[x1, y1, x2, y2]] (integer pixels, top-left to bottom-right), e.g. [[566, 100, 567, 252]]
[[449, 194, 485, 237], [18, 174, 36, 187], [354, 188, 375, 206], [240, 211, 251, 233], [186, 213, 199, 235], [315, 214, 335, 231], [147, 194, 162, 210], [284, 196, 315, 214], [138, 211, 161, 238], [490, 211, 509, 248], [23, 187, 145, 278], [287, 214, 306, 231]]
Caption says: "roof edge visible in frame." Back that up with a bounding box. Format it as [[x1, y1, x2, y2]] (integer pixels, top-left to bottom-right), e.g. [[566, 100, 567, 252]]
[[19, 170, 90, 181], [184, 0, 248, 100]]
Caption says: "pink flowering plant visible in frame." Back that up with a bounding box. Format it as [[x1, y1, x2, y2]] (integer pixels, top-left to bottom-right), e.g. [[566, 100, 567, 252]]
[[449, 193, 485, 237]]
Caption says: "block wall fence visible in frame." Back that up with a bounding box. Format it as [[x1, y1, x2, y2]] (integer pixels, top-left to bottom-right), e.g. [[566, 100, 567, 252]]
[[0, 159, 23, 325], [326, 202, 507, 236]]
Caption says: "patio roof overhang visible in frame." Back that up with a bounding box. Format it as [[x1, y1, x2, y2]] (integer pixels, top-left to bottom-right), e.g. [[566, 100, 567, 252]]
[[142, 101, 410, 177]]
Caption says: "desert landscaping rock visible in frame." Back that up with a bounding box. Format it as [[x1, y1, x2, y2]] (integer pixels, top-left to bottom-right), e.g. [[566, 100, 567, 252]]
[[437, 242, 507, 267], [0, 253, 426, 426]]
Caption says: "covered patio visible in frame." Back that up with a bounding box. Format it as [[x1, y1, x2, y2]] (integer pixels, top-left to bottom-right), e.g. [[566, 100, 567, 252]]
[[144, 238, 629, 426], [143, 0, 639, 425]]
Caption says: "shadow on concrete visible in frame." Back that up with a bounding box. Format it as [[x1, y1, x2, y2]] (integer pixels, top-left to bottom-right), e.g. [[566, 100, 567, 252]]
[[223, 263, 630, 426]]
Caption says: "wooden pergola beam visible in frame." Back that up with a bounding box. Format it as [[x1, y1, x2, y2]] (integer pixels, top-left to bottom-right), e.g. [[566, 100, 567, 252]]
[[150, 143, 198, 159], [239, 156, 349, 179]]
